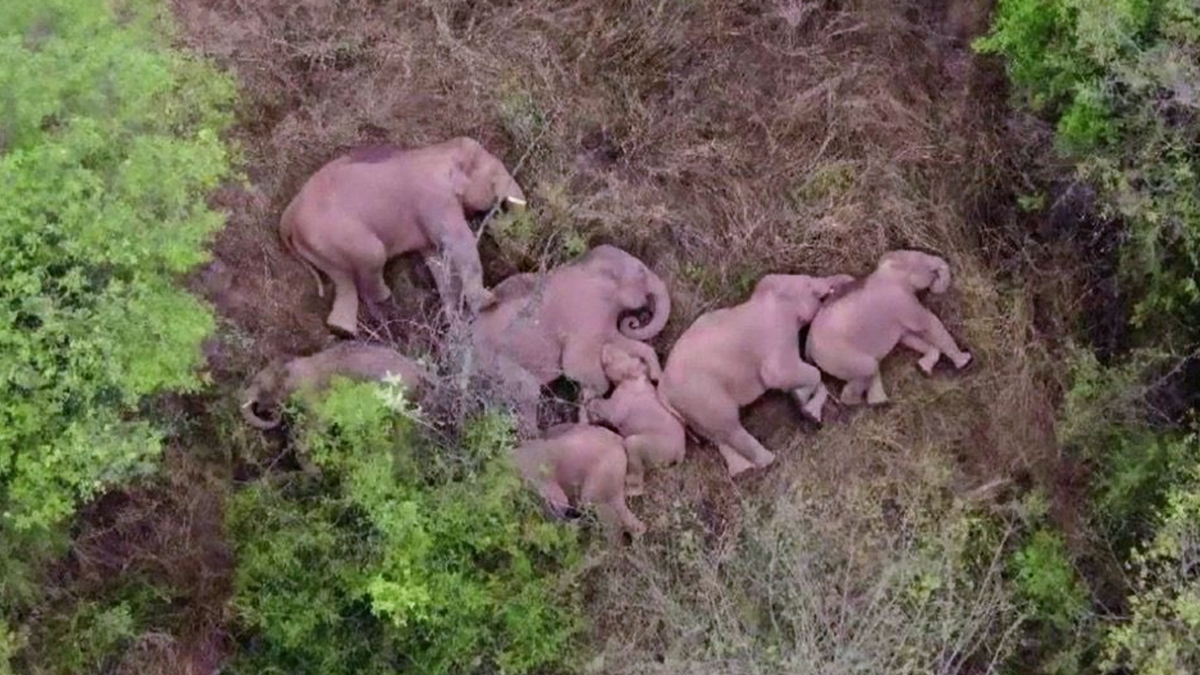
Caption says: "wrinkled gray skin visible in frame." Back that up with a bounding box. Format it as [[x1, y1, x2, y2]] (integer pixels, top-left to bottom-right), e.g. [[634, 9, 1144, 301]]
[[280, 136, 527, 336], [471, 245, 672, 432], [511, 422, 645, 541], [585, 343, 686, 496], [241, 342, 430, 429], [805, 250, 972, 406], [659, 274, 854, 478]]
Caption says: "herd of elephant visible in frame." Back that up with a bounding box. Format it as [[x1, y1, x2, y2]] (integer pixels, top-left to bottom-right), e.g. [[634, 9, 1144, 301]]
[[238, 136, 974, 541]]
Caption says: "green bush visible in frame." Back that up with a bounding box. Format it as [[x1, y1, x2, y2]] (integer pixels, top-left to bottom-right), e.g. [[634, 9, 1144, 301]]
[[0, 0, 234, 534], [1102, 436, 1200, 675], [228, 380, 584, 675], [0, 0, 234, 670], [976, 0, 1200, 330]]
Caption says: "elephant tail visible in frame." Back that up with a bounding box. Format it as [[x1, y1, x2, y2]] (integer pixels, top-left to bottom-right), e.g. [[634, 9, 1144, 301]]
[[619, 270, 672, 341], [280, 202, 327, 298]]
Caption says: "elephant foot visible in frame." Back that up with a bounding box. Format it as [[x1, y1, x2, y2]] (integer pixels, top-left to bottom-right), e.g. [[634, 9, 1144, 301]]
[[327, 318, 358, 338], [865, 391, 889, 406], [952, 352, 973, 370], [752, 448, 776, 470], [719, 444, 756, 478], [917, 352, 940, 376], [626, 481, 646, 497]]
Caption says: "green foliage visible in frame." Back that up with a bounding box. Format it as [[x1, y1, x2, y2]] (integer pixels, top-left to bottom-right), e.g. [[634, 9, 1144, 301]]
[[976, 0, 1200, 330], [228, 380, 584, 675], [1058, 348, 1199, 547], [0, 0, 234, 534], [1102, 436, 1200, 675]]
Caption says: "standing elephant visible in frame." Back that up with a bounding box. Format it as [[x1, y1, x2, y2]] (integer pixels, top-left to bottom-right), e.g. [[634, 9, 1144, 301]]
[[511, 422, 645, 541], [659, 274, 852, 477], [805, 249, 972, 406], [240, 341, 430, 429], [472, 245, 671, 429], [280, 136, 527, 336], [585, 343, 686, 496]]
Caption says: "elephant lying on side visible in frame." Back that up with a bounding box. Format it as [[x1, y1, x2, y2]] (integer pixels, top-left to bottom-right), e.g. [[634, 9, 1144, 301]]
[[511, 423, 646, 540], [280, 136, 527, 336], [241, 341, 429, 429], [659, 274, 853, 477], [805, 249, 972, 406], [585, 343, 685, 496], [472, 245, 671, 430]]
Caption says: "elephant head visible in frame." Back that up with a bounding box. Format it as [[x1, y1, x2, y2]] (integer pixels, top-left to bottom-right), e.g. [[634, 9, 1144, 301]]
[[458, 138, 528, 214], [878, 250, 951, 294], [600, 342, 655, 383], [580, 245, 672, 341], [752, 274, 847, 324], [240, 358, 289, 430]]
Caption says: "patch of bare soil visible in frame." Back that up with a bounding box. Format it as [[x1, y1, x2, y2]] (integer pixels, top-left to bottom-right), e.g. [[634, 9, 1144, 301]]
[[167, 0, 1076, 666]]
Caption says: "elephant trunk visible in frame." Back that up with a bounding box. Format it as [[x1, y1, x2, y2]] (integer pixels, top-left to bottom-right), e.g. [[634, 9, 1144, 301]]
[[619, 270, 671, 341], [240, 389, 282, 430]]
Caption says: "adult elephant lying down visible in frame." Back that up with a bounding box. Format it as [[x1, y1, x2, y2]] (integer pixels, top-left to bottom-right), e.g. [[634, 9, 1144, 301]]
[[471, 245, 672, 431], [658, 273, 852, 478], [241, 341, 429, 429], [805, 249, 972, 406], [280, 136, 527, 336]]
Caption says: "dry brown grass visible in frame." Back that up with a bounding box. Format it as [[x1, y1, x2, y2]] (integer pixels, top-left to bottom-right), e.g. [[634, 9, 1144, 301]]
[[168, 0, 1073, 669]]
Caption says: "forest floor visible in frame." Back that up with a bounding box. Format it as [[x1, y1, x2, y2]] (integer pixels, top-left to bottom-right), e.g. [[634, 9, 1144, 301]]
[[105, 0, 1102, 670]]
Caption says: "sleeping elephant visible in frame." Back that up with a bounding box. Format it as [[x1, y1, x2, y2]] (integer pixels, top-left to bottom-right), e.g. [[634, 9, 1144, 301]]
[[280, 136, 527, 336], [471, 244, 672, 431], [511, 422, 645, 541], [805, 249, 972, 406], [585, 342, 686, 496], [240, 341, 430, 429], [659, 274, 853, 477]]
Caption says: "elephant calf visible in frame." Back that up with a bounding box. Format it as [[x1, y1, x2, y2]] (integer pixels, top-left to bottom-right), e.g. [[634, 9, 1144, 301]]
[[241, 341, 429, 429], [585, 343, 685, 496], [511, 423, 645, 541], [281, 136, 527, 336], [805, 249, 972, 406], [659, 274, 852, 477]]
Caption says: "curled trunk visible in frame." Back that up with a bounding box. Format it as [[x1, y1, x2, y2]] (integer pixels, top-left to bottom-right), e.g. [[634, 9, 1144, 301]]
[[619, 269, 671, 341]]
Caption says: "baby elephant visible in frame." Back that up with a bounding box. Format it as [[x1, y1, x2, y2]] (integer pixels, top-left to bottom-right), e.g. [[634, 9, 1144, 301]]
[[240, 341, 429, 429], [585, 343, 685, 496], [511, 423, 646, 541], [281, 136, 527, 336], [805, 249, 972, 406], [659, 274, 852, 477]]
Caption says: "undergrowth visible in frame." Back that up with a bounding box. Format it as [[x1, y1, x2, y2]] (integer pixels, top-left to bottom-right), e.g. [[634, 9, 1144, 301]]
[[226, 380, 584, 675]]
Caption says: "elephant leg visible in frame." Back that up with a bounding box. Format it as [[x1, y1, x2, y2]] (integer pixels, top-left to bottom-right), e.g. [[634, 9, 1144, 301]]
[[840, 378, 870, 405], [900, 333, 941, 375], [538, 481, 574, 520], [719, 426, 775, 476], [581, 457, 644, 539], [914, 308, 972, 370], [760, 352, 828, 423], [716, 443, 756, 477], [865, 371, 889, 405], [325, 269, 361, 337], [424, 252, 460, 319], [435, 216, 493, 313], [623, 435, 651, 497]]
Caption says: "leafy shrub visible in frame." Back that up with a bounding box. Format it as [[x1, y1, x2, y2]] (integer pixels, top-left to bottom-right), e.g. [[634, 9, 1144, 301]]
[[1102, 435, 1200, 675], [0, 0, 234, 534], [976, 0, 1200, 330], [0, 0, 234, 671], [227, 380, 584, 675]]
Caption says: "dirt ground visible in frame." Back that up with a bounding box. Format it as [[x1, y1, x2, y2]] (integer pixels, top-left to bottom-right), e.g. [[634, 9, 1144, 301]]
[[158, 0, 1080, 668]]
